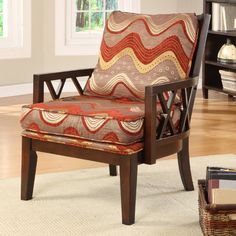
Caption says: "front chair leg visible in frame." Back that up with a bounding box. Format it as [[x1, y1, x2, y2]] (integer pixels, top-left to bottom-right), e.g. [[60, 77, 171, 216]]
[[119, 156, 138, 225], [109, 164, 117, 176], [21, 137, 38, 200], [177, 137, 194, 191]]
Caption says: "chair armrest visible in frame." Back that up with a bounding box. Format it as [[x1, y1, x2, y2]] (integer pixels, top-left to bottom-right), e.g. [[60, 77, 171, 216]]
[[144, 77, 199, 164], [33, 68, 94, 103], [145, 76, 198, 96]]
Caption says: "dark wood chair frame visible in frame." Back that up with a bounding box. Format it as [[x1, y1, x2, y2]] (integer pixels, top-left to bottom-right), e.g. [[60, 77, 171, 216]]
[[21, 14, 210, 225]]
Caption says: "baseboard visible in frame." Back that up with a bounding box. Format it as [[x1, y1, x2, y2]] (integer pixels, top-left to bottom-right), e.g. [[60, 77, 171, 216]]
[[0, 83, 32, 98], [0, 79, 88, 98]]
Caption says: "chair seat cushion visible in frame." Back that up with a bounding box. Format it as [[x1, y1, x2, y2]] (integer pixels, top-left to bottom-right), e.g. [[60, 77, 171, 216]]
[[21, 95, 181, 145], [22, 130, 144, 155]]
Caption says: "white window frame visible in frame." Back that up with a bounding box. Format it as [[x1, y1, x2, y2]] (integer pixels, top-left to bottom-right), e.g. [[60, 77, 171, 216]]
[[55, 0, 140, 56], [0, 0, 31, 59]]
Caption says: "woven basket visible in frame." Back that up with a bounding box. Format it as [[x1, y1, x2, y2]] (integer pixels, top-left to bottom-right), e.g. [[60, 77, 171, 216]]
[[198, 179, 236, 236]]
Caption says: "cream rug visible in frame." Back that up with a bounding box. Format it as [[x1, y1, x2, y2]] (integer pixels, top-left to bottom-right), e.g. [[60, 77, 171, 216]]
[[1, 154, 236, 236]]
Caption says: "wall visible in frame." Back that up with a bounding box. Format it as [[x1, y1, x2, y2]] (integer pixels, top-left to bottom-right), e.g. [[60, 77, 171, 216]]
[[0, 0, 44, 86], [141, 0, 202, 15], [177, 0, 203, 14], [0, 0, 98, 87], [42, 0, 98, 73], [141, 0, 178, 14]]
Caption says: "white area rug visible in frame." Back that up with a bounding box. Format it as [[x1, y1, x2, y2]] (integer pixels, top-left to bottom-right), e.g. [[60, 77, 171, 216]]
[[1, 154, 236, 236]]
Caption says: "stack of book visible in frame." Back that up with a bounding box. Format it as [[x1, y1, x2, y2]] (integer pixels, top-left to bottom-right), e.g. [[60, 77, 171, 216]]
[[212, 3, 236, 31], [219, 70, 236, 92], [206, 166, 236, 204]]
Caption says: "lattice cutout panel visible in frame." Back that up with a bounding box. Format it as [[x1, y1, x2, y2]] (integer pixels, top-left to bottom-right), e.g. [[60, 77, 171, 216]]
[[45, 77, 84, 100], [156, 86, 196, 139]]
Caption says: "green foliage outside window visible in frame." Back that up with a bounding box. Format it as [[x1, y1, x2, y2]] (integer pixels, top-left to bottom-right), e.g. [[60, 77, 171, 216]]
[[76, 0, 118, 32], [0, 0, 3, 37]]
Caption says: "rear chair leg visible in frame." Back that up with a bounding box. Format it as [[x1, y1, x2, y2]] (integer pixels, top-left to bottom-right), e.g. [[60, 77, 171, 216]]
[[21, 137, 38, 200], [109, 164, 117, 176], [120, 156, 138, 225], [177, 137, 194, 191]]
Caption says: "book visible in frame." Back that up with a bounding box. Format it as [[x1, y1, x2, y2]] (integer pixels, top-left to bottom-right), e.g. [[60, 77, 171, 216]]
[[219, 70, 236, 79], [212, 3, 221, 31], [219, 179, 236, 189], [209, 171, 236, 180], [224, 4, 236, 31], [206, 167, 236, 203], [206, 166, 223, 190], [208, 179, 219, 203], [208, 179, 236, 203], [221, 5, 227, 31], [222, 79, 236, 92], [221, 77, 236, 83], [219, 70, 236, 91], [212, 189, 236, 204], [211, 3, 236, 31], [206, 167, 236, 187], [207, 167, 236, 181]]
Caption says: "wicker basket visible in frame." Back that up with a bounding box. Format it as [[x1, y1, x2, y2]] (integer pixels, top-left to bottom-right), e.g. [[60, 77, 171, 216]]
[[198, 179, 236, 236]]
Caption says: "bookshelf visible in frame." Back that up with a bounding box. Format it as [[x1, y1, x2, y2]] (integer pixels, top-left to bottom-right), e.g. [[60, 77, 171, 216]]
[[203, 0, 236, 99]]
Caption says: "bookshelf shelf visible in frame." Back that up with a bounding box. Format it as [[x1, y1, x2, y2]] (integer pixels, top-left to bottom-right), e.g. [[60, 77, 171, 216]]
[[203, 0, 236, 99], [205, 60, 236, 70], [204, 85, 236, 96], [208, 30, 236, 37]]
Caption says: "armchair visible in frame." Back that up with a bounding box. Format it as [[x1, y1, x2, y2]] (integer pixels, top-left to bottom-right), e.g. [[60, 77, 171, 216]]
[[20, 12, 210, 225]]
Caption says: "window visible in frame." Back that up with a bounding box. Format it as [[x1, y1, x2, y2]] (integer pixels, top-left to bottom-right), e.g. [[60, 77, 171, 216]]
[[55, 0, 140, 55], [75, 0, 118, 32], [0, 0, 31, 59], [0, 0, 6, 37]]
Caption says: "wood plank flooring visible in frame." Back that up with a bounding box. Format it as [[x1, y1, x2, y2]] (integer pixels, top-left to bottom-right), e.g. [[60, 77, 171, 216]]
[[0, 91, 235, 179]]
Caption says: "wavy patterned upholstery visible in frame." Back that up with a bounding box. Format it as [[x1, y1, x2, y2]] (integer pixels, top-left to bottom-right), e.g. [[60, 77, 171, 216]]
[[21, 96, 181, 146], [22, 130, 144, 155], [21, 11, 199, 154], [84, 11, 199, 101]]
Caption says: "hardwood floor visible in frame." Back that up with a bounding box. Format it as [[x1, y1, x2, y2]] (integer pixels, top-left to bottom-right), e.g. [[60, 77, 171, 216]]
[[191, 93, 236, 157], [0, 90, 235, 179]]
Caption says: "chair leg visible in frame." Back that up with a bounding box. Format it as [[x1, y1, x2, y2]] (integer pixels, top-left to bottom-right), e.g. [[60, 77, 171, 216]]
[[109, 164, 117, 176], [119, 156, 138, 225], [21, 137, 38, 200], [177, 137, 194, 191]]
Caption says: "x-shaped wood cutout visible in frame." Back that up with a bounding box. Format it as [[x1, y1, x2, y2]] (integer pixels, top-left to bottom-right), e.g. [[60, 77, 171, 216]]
[[45, 77, 84, 100], [156, 86, 195, 139], [156, 90, 177, 139], [179, 86, 195, 133]]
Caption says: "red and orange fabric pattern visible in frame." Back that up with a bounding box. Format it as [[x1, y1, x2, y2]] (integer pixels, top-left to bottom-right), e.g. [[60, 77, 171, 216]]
[[84, 11, 199, 101], [22, 130, 144, 155], [21, 11, 199, 155], [21, 95, 181, 145]]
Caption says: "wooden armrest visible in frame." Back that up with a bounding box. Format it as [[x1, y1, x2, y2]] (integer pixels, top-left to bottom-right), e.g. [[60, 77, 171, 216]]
[[145, 77, 198, 96], [33, 68, 94, 103], [144, 76, 199, 164]]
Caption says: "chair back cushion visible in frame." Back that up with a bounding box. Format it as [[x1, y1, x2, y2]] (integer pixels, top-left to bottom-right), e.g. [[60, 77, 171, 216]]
[[84, 11, 199, 101]]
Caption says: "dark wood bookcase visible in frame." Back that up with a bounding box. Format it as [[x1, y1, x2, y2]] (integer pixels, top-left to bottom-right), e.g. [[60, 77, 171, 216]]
[[203, 0, 236, 98]]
